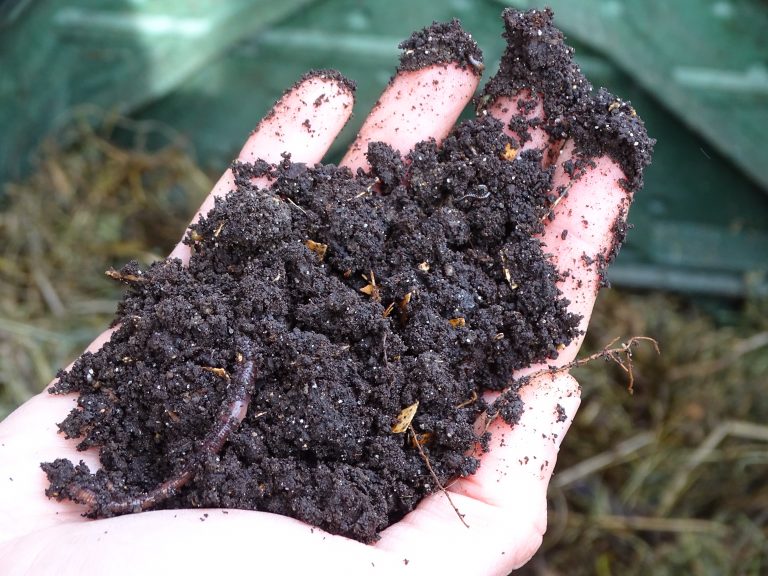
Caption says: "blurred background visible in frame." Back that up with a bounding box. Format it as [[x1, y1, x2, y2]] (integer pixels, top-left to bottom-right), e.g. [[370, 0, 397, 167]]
[[1, 0, 766, 573]]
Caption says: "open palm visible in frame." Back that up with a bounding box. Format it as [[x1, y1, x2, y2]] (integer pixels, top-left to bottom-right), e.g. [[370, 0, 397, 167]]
[[1, 20, 638, 574]]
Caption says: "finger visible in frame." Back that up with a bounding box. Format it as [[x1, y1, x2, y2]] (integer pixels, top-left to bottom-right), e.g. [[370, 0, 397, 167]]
[[535, 144, 630, 364], [376, 372, 580, 575], [485, 90, 553, 156], [7, 70, 355, 454], [169, 71, 355, 263], [341, 64, 480, 171], [480, 8, 652, 370], [483, 85, 626, 361], [488, 92, 631, 369]]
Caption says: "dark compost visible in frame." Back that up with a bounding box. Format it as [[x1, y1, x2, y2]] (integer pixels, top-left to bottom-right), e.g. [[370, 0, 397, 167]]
[[42, 8, 652, 543]]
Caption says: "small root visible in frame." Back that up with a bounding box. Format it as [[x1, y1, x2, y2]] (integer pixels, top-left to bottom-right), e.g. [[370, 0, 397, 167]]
[[483, 336, 659, 433], [408, 423, 469, 529], [69, 344, 258, 516]]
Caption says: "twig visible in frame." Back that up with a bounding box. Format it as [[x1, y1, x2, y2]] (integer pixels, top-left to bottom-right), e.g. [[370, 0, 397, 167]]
[[68, 345, 258, 516], [408, 424, 469, 529], [581, 513, 728, 536], [105, 268, 149, 284], [284, 196, 307, 215]]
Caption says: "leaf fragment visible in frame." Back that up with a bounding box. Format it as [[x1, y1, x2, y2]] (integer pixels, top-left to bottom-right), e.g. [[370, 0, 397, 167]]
[[304, 239, 328, 261], [449, 317, 466, 328], [391, 401, 419, 433], [360, 270, 381, 301], [202, 367, 230, 379], [502, 143, 518, 161]]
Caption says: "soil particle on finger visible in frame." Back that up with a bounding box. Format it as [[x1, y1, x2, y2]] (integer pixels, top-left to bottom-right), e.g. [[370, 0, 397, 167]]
[[480, 8, 654, 193], [296, 68, 357, 96], [42, 9, 652, 545], [261, 69, 357, 124], [398, 19, 484, 75], [555, 403, 567, 423]]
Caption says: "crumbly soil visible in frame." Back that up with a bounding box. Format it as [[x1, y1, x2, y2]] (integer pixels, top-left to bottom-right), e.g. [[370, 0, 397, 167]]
[[42, 8, 652, 543], [480, 8, 653, 193], [398, 19, 484, 75]]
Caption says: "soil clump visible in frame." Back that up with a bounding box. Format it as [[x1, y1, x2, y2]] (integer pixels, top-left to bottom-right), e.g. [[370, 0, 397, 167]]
[[42, 8, 652, 543], [398, 19, 484, 74]]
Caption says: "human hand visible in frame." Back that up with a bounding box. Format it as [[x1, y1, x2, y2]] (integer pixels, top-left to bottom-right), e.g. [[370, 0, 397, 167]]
[[0, 11, 648, 575]]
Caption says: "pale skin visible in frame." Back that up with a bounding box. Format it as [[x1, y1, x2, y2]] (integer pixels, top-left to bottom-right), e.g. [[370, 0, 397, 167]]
[[0, 59, 631, 574]]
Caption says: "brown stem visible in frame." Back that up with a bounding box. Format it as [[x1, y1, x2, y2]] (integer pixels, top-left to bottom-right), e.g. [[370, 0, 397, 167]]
[[408, 424, 469, 528], [482, 336, 659, 433]]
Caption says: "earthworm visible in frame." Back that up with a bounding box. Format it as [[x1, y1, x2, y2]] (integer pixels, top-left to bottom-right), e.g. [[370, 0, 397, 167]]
[[70, 346, 257, 516], [456, 185, 491, 202]]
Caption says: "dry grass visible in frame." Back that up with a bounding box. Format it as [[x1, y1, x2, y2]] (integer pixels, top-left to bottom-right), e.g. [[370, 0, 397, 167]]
[[521, 292, 768, 576], [1, 121, 767, 574], [0, 111, 211, 415]]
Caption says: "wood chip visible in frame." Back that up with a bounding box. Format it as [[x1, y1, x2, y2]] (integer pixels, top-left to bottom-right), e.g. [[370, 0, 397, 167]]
[[105, 269, 148, 284], [359, 283, 380, 300], [360, 271, 381, 301], [449, 317, 466, 328]]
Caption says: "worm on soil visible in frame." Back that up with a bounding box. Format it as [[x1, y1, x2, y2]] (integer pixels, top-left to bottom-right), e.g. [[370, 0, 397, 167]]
[[70, 346, 257, 516]]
